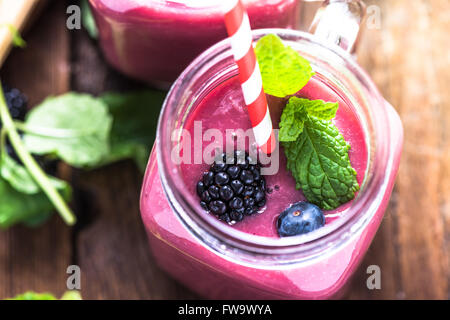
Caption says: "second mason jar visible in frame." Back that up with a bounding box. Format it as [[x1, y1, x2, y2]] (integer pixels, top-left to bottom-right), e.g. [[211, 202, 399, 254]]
[[88, 0, 300, 88]]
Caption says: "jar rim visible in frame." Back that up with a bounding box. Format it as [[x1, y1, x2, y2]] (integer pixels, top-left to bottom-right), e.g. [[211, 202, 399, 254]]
[[156, 29, 393, 265]]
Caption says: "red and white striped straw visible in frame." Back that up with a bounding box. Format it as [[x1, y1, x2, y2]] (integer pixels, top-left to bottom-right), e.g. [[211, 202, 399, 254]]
[[223, 0, 276, 154]]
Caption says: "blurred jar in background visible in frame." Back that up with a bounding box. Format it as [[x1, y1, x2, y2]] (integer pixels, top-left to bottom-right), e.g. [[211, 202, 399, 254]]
[[89, 0, 300, 88]]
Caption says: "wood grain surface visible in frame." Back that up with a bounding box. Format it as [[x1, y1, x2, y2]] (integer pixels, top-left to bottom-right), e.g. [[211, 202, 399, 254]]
[[0, 0, 448, 300]]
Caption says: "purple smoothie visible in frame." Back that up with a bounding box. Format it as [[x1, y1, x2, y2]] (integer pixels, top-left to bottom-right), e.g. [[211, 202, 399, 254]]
[[180, 76, 367, 236], [140, 71, 404, 299], [89, 0, 300, 86]]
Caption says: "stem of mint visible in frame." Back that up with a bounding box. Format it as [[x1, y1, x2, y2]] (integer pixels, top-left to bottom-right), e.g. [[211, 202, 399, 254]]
[[0, 82, 76, 226]]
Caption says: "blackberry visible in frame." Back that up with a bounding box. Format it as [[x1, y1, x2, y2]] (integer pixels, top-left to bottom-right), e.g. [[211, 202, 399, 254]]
[[196, 151, 267, 223], [1, 85, 27, 125]]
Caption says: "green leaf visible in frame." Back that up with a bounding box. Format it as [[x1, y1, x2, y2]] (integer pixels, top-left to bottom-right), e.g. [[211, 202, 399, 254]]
[[255, 34, 314, 98], [97, 91, 165, 172], [0, 175, 72, 229], [282, 116, 359, 210], [279, 97, 340, 142], [23, 93, 113, 168], [6, 290, 82, 300], [60, 291, 82, 300], [0, 151, 67, 195], [0, 24, 26, 48], [81, 0, 98, 39], [279, 97, 307, 142], [302, 98, 339, 120], [7, 292, 57, 300]]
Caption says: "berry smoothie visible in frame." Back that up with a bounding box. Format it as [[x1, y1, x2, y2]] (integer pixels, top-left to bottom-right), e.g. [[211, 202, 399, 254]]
[[180, 77, 367, 237], [140, 72, 401, 298], [89, 0, 300, 86]]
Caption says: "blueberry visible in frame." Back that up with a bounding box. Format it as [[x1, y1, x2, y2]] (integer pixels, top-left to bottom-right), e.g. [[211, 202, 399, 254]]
[[208, 185, 220, 199], [230, 180, 244, 195], [203, 171, 214, 186], [219, 185, 234, 201], [277, 202, 325, 237], [229, 197, 243, 209], [257, 199, 266, 207], [227, 165, 240, 179], [196, 181, 205, 196], [209, 200, 227, 215], [214, 172, 229, 185], [240, 170, 254, 185]]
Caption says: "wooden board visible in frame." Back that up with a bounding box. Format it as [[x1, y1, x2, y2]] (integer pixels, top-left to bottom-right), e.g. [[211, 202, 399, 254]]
[[0, 0, 72, 299], [0, 0, 448, 300]]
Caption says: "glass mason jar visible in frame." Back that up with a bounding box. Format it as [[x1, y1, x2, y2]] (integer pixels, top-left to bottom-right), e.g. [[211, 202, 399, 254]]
[[88, 0, 300, 88], [140, 1, 403, 299]]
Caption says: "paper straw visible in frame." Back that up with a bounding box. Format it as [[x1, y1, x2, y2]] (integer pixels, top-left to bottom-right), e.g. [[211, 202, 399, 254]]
[[224, 0, 276, 154]]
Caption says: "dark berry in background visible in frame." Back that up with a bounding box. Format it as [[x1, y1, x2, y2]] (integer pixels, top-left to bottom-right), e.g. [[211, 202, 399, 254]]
[[196, 151, 267, 224], [1, 85, 28, 125], [0, 86, 28, 158]]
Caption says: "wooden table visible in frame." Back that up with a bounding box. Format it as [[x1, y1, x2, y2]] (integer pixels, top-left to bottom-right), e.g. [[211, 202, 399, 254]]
[[0, 0, 448, 300]]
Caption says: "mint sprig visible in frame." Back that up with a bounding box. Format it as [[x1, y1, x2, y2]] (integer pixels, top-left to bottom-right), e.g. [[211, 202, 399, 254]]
[[0, 83, 76, 226], [280, 97, 359, 210], [0, 84, 164, 228], [255, 34, 314, 97]]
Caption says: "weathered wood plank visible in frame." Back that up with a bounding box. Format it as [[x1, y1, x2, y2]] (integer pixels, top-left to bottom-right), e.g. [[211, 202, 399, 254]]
[[347, 0, 449, 299]]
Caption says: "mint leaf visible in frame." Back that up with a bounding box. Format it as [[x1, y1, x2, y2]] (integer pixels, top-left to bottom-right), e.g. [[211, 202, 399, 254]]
[[282, 115, 359, 210], [301, 98, 338, 120], [0, 151, 67, 195], [22, 93, 112, 168], [98, 91, 165, 172], [0, 175, 72, 228], [81, 0, 98, 39], [255, 34, 314, 98], [279, 97, 339, 142]]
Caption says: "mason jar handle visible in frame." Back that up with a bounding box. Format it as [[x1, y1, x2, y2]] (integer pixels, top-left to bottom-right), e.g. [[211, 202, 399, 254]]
[[309, 0, 366, 54]]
